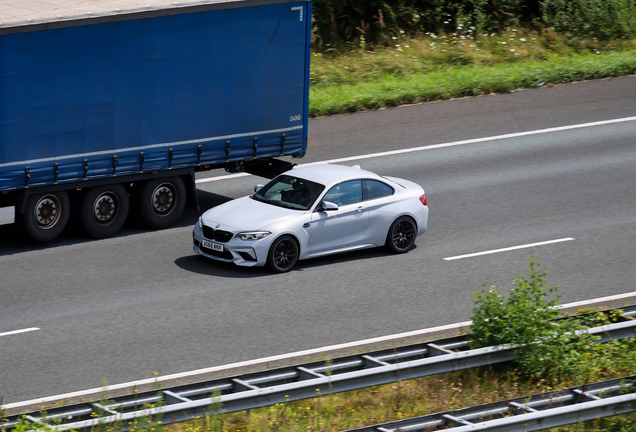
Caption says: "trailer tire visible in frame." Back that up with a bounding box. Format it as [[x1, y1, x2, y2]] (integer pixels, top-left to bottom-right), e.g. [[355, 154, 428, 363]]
[[136, 176, 186, 229], [23, 191, 70, 242], [81, 184, 129, 239]]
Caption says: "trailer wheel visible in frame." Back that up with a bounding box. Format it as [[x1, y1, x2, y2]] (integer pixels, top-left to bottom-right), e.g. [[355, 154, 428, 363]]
[[137, 176, 186, 229], [23, 191, 70, 242], [81, 184, 129, 238]]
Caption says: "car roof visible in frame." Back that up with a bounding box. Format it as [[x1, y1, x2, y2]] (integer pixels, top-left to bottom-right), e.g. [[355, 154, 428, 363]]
[[289, 164, 384, 186]]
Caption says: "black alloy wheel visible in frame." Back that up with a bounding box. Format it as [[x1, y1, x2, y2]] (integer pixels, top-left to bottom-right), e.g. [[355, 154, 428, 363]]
[[267, 235, 299, 273], [386, 216, 416, 253]]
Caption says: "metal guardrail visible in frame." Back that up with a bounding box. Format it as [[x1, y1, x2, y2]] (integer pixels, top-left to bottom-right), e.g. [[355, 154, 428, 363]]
[[2, 307, 636, 431], [344, 375, 636, 432]]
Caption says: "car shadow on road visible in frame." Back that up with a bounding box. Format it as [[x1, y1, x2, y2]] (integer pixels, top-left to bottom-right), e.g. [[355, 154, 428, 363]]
[[174, 254, 271, 278], [297, 245, 417, 270], [175, 244, 416, 278]]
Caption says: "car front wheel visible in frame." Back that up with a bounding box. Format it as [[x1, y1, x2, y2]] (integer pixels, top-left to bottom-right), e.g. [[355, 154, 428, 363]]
[[386, 216, 416, 253], [267, 235, 299, 273]]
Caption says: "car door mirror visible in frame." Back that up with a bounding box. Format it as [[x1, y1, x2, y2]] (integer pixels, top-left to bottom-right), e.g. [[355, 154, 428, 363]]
[[254, 184, 264, 193], [319, 200, 339, 212]]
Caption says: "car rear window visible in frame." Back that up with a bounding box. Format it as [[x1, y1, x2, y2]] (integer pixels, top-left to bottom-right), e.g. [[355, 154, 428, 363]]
[[363, 179, 394, 200]]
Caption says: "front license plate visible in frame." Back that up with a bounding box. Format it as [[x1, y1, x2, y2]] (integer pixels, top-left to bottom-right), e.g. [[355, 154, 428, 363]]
[[202, 239, 223, 252]]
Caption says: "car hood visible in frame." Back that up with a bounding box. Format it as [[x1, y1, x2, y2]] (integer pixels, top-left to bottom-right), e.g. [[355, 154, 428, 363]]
[[201, 196, 302, 231]]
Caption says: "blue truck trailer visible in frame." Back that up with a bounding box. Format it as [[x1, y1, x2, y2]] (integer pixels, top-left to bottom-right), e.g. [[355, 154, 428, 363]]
[[0, 0, 311, 241]]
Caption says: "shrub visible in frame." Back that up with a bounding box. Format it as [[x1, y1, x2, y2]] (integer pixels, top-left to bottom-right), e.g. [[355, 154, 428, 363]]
[[310, 0, 636, 50], [542, 0, 636, 40], [469, 257, 604, 381], [466, 0, 542, 33], [311, 0, 460, 49], [312, 0, 544, 50], [470, 257, 562, 351]]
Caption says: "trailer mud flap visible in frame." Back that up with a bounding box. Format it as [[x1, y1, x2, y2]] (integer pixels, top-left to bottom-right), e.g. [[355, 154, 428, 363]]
[[0, 206, 15, 225], [241, 158, 296, 179]]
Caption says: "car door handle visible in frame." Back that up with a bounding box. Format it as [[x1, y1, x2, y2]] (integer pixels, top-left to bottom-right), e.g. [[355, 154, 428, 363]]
[[356, 206, 364, 212], [303, 222, 311, 228]]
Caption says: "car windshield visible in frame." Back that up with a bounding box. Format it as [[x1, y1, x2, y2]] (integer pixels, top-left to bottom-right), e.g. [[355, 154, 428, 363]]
[[252, 175, 325, 210]]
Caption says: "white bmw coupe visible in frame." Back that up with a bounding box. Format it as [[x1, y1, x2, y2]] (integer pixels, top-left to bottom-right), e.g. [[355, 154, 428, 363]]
[[193, 164, 428, 272]]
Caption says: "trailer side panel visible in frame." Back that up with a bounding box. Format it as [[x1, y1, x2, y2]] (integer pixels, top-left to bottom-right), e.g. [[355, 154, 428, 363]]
[[0, 1, 309, 191]]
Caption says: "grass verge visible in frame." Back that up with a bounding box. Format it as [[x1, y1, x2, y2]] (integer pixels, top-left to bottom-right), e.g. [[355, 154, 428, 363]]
[[309, 30, 636, 117], [310, 50, 636, 117], [165, 336, 636, 432]]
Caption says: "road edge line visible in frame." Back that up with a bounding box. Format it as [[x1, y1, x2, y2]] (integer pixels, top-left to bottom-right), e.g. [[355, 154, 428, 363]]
[[5, 291, 636, 410]]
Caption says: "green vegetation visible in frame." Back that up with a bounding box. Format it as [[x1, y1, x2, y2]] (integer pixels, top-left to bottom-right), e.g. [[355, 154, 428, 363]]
[[311, 0, 636, 48], [543, 0, 636, 41], [308, 0, 636, 117], [309, 28, 636, 117], [165, 368, 636, 431], [471, 257, 634, 383]]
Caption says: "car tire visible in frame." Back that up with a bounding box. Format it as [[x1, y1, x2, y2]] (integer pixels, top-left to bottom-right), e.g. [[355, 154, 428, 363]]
[[386, 216, 416, 253], [23, 191, 70, 242], [136, 176, 186, 229], [80, 184, 129, 239], [267, 235, 299, 273]]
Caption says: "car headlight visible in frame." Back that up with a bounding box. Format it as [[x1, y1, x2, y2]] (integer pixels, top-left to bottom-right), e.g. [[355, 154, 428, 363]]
[[196, 217, 203, 228], [235, 231, 271, 241]]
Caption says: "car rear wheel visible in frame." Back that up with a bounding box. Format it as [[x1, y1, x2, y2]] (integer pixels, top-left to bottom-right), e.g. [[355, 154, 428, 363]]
[[267, 235, 299, 273], [386, 216, 416, 253]]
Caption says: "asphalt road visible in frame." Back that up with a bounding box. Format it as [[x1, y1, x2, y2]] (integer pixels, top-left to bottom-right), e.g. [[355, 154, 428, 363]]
[[1, 76, 636, 405]]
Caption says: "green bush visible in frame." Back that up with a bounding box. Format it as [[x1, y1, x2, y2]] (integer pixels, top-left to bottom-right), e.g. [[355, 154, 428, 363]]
[[466, 0, 542, 33], [470, 257, 562, 351], [311, 0, 636, 49], [469, 257, 612, 381], [542, 0, 636, 40], [312, 0, 544, 49], [312, 0, 457, 49]]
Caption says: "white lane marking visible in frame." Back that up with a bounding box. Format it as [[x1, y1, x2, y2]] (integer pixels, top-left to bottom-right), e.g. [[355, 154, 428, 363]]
[[559, 292, 636, 309], [5, 289, 636, 410], [0, 327, 40, 338], [196, 172, 250, 183], [195, 116, 636, 184], [443, 238, 575, 261]]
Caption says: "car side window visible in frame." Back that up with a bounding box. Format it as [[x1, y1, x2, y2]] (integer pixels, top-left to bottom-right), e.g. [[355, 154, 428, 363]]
[[362, 179, 394, 201], [323, 180, 362, 206]]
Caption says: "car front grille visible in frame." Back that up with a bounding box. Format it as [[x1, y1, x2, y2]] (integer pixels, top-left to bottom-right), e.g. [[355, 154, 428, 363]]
[[214, 230, 233, 243], [202, 225, 234, 243], [202, 225, 215, 239]]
